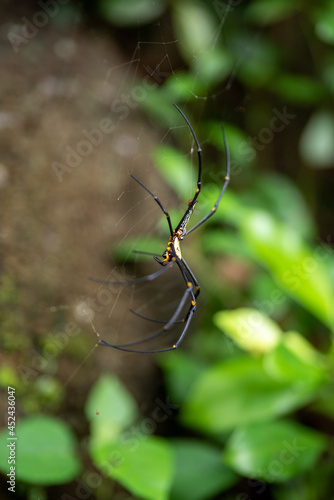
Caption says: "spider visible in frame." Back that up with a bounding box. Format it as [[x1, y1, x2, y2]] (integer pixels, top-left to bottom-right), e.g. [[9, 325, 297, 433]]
[[90, 104, 230, 353]]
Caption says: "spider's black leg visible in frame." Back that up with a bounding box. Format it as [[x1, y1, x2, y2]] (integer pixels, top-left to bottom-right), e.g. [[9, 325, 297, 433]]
[[98, 245, 196, 352], [98, 266, 195, 352], [181, 257, 200, 299], [173, 104, 202, 206], [130, 175, 174, 238], [184, 124, 230, 237], [89, 260, 175, 286], [98, 306, 195, 353], [131, 257, 200, 326], [132, 250, 162, 257], [129, 308, 183, 325]]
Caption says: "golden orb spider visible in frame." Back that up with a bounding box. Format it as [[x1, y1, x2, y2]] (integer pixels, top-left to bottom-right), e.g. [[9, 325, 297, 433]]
[[90, 104, 230, 353]]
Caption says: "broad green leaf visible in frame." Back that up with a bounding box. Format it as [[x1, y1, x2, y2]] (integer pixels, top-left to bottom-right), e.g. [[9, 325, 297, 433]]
[[99, 0, 167, 26], [153, 144, 196, 201], [170, 439, 237, 500], [163, 71, 207, 101], [172, 1, 218, 63], [265, 331, 327, 386], [252, 173, 315, 238], [140, 93, 180, 127], [206, 121, 254, 170], [181, 356, 321, 434], [201, 230, 252, 260], [214, 308, 282, 353], [224, 420, 327, 482], [248, 271, 290, 319], [300, 111, 334, 168], [192, 48, 233, 88], [314, 4, 334, 45], [91, 435, 173, 500], [85, 375, 137, 443], [0, 415, 81, 484], [240, 211, 334, 329], [87, 377, 173, 499]]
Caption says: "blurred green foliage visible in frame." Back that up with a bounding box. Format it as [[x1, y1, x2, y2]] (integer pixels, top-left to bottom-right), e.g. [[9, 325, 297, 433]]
[[5, 0, 334, 499], [91, 0, 334, 498]]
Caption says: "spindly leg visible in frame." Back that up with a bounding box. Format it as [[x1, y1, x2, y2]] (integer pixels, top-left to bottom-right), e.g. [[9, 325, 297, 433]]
[[131, 175, 174, 238], [89, 260, 175, 286]]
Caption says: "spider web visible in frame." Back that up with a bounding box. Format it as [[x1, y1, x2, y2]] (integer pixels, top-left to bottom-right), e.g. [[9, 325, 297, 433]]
[[26, 0, 259, 363], [77, 1, 254, 353]]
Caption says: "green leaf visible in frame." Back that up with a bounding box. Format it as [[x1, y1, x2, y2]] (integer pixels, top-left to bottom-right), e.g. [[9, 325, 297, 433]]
[[153, 144, 196, 201], [0, 415, 81, 484], [240, 211, 334, 329], [206, 121, 254, 169], [172, 1, 218, 63], [85, 374, 137, 443], [92, 436, 173, 500], [170, 439, 237, 500], [214, 308, 282, 353], [87, 377, 173, 499], [181, 356, 321, 434], [192, 48, 233, 88], [314, 3, 334, 45], [300, 111, 334, 168], [224, 420, 327, 482], [163, 71, 208, 101], [99, 0, 167, 26], [252, 173, 315, 238], [201, 229, 252, 260], [264, 331, 327, 387]]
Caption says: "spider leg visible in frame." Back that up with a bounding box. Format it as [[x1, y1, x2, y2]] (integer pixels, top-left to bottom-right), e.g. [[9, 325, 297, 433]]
[[92, 106, 229, 354], [98, 275, 194, 352], [173, 104, 202, 205], [129, 308, 183, 325], [181, 257, 200, 299], [98, 308, 195, 353], [131, 256, 200, 326], [89, 260, 175, 286], [184, 124, 230, 236], [132, 250, 162, 257], [167, 258, 199, 342], [131, 175, 174, 238]]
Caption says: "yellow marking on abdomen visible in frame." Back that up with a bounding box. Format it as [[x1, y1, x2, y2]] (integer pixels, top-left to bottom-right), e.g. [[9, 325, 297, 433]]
[[174, 237, 182, 259]]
